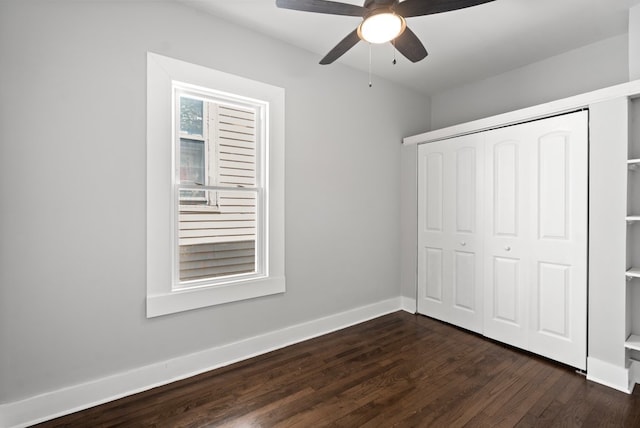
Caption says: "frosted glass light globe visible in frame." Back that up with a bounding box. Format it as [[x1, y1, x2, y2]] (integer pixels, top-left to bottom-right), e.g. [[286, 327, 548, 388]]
[[359, 13, 405, 44]]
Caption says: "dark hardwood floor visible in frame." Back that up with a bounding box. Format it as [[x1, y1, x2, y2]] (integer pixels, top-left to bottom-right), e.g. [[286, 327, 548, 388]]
[[35, 311, 640, 427]]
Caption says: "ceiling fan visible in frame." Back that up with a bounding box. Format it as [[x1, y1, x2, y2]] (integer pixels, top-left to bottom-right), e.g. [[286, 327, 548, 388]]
[[276, 0, 495, 64]]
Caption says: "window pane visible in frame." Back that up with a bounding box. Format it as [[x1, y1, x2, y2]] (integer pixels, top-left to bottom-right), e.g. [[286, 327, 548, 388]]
[[178, 189, 258, 283], [180, 97, 203, 136], [179, 138, 205, 200], [218, 105, 256, 187]]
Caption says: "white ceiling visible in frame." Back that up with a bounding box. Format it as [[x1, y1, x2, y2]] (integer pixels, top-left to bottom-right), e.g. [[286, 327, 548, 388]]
[[178, 0, 640, 95]]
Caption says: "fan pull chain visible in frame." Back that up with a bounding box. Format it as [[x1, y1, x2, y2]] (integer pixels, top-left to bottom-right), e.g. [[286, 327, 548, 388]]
[[392, 39, 397, 65], [368, 43, 372, 87]]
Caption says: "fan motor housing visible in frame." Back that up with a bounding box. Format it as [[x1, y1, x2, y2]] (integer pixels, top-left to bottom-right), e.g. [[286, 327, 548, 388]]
[[363, 0, 399, 11]]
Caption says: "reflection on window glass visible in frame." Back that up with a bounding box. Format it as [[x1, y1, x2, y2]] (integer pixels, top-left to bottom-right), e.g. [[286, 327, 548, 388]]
[[179, 138, 205, 200], [180, 97, 203, 136]]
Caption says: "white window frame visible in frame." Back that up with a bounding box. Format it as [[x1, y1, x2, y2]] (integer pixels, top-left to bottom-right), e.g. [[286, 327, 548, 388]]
[[147, 52, 285, 318]]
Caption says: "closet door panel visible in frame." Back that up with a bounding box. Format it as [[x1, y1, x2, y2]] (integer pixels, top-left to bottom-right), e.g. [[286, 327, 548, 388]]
[[536, 262, 570, 337], [527, 112, 588, 370], [484, 131, 530, 349], [538, 134, 569, 240], [418, 135, 483, 333], [456, 147, 477, 233], [486, 254, 528, 348], [418, 145, 450, 321], [492, 141, 520, 237], [424, 247, 444, 302], [425, 152, 444, 232], [452, 147, 479, 313], [492, 256, 521, 324], [453, 250, 476, 311], [448, 141, 484, 332]]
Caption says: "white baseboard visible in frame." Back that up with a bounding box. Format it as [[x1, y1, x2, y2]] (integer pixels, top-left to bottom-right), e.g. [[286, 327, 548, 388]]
[[400, 296, 416, 313], [0, 297, 403, 428], [586, 357, 633, 393]]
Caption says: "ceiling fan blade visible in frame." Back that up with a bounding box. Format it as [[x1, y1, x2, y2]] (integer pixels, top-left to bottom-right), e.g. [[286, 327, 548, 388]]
[[395, 0, 495, 18], [276, 0, 366, 16], [320, 28, 361, 64], [393, 26, 428, 63]]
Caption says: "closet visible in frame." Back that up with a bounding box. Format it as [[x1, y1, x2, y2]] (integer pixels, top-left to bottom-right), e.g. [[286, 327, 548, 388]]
[[418, 111, 588, 369]]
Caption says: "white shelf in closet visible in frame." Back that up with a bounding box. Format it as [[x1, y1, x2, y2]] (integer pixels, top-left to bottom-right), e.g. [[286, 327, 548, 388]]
[[625, 335, 640, 351], [626, 268, 640, 278]]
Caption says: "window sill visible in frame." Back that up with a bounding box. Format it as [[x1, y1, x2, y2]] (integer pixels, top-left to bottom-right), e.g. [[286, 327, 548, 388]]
[[146, 275, 285, 318]]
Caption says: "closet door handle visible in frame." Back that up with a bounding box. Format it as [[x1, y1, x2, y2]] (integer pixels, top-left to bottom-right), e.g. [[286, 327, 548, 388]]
[[460, 241, 466, 246], [505, 246, 511, 252]]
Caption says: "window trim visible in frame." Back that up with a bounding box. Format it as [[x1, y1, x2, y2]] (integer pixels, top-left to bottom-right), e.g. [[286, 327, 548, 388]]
[[146, 52, 285, 318]]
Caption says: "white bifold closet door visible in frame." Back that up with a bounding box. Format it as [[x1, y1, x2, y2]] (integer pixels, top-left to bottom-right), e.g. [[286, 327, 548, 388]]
[[417, 111, 588, 370], [417, 133, 484, 334], [483, 112, 588, 369]]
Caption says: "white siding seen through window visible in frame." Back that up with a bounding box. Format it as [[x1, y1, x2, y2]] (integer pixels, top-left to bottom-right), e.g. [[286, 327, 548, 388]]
[[177, 95, 260, 284]]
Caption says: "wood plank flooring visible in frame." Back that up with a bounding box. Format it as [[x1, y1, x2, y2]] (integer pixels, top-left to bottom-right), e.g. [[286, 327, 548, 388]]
[[35, 311, 640, 427]]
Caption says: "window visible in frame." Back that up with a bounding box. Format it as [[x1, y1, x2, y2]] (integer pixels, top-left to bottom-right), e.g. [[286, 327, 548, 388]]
[[175, 89, 262, 285], [147, 53, 285, 317]]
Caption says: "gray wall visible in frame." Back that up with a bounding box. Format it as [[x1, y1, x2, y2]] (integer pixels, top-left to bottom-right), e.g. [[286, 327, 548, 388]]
[[631, 4, 640, 81], [400, 144, 419, 302], [0, 0, 430, 403], [430, 34, 629, 129], [588, 98, 630, 370]]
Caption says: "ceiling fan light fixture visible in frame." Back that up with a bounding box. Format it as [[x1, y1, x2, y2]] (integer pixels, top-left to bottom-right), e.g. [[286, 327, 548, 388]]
[[358, 12, 406, 44]]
